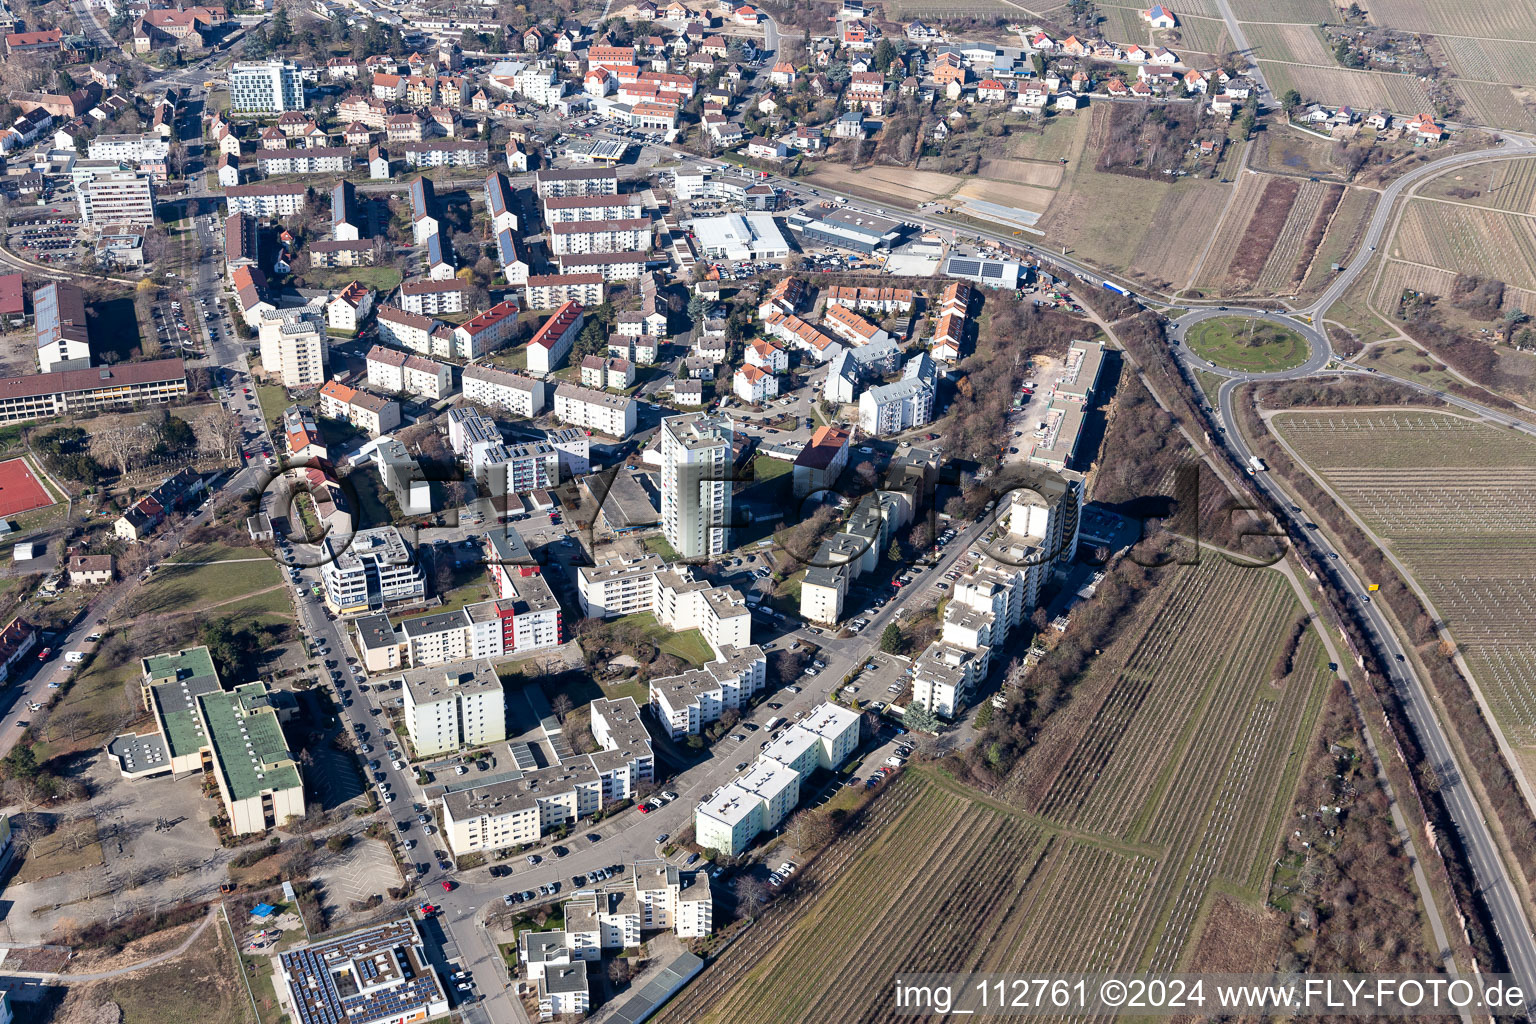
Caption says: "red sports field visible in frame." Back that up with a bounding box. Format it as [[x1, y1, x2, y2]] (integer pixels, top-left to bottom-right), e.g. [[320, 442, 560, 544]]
[[0, 458, 55, 518]]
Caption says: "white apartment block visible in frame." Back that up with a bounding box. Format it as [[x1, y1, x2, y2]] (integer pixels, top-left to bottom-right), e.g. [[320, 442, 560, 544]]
[[87, 133, 169, 164], [524, 273, 605, 310], [541, 193, 646, 224], [229, 60, 304, 113], [224, 183, 306, 217], [527, 300, 584, 377], [553, 382, 637, 438], [461, 363, 548, 418], [577, 555, 752, 652], [376, 305, 438, 353], [255, 148, 350, 175], [696, 702, 859, 856], [78, 169, 155, 227], [911, 473, 1082, 718], [366, 345, 453, 400], [800, 490, 914, 626], [257, 304, 328, 388], [548, 218, 649, 256], [631, 859, 713, 937], [661, 412, 733, 561], [400, 661, 506, 756], [534, 166, 619, 198], [399, 278, 468, 316], [858, 357, 935, 437], [555, 251, 650, 283], [318, 380, 400, 437], [441, 695, 654, 856], [319, 526, 425, 614], [650, 644, 766, 740]]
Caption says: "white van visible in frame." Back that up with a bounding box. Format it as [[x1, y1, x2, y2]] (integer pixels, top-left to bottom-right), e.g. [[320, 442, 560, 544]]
[[64, 651, 85, 664]]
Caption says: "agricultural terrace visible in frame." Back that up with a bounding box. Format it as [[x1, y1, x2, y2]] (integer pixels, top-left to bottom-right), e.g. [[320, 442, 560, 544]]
[[1272, 409, 1536, 760], [1186, 317, 1310, 371], [660, 562, 1333, 1024], [1376, 193, 1536, 318]]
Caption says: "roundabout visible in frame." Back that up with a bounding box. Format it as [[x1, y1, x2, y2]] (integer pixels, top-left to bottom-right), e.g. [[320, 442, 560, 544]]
[[1170, 307, 1332, 381], [1182, 315, 1310, 373]]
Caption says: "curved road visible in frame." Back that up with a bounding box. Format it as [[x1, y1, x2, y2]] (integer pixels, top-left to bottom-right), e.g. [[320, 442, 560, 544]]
[[1157, 299, 1536, 1004]]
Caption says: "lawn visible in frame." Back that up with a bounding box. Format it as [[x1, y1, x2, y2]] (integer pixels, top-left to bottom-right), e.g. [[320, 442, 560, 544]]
[[600, 611, 716, 667], [257, 384, 289, 433], [1185, 316, 1310, 372], [304, 267, 399, 294], [642, 534, 679, 561], [125, 559, 284, 618], [34, 652, 138, 757], [437, 563, 493, 613], [166, 542, 263, 564]]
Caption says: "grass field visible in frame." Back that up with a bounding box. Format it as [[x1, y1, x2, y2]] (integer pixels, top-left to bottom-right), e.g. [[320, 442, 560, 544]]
[[257, 384, 289, 433], [1274, 410, 1536, 751], [1187, 317, 1310, 371], [124, 558, 285, 618], [656, 560, 1337, 1023], [601, 611, 715, 667]]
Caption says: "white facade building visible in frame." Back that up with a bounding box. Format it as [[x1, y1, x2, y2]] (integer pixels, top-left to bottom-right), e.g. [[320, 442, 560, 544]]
[[660, 412, 733, 561]]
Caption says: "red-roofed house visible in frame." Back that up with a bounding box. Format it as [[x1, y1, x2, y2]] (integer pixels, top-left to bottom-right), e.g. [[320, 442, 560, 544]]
[[977, 79, 1008, 102]]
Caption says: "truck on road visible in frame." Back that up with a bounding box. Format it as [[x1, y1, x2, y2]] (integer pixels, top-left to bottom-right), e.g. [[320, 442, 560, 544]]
[[1247, 456, 1266, 474]]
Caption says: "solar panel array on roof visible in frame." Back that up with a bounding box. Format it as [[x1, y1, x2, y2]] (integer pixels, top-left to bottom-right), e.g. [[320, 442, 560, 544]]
[[947, 257, 981, 276], [980, 262, 1003, 280], [510, 741, 539, 770]]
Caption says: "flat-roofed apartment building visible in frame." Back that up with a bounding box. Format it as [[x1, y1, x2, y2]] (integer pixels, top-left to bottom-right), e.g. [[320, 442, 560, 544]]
[[649, 643, 766, 740], [257, 304, 328, 388], [695, 701, 859, 855], [319, 525, 425, 614], [400, 660, 506, 755], [911, 470, 1082, 718], [442, 695, 653, 855], [108, 646, 304, 834], [578, 553, 752, 652], [1052, 338, 1104, 404], [352, 531, 561, 671], [276, 920, 448, 1024], [799, 489, 913, 626]]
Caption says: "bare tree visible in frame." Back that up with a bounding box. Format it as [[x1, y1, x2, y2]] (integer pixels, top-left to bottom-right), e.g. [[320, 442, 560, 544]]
[[736, 875, 769, 917], [551, 693, 574, 720], [95, 423, 155, 477], [205, 407, 245, 461]]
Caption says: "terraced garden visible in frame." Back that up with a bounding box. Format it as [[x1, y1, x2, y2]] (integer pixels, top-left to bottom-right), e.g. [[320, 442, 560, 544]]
[[1273, 410, 1536, 751], [661, 561, 1333, 1023]]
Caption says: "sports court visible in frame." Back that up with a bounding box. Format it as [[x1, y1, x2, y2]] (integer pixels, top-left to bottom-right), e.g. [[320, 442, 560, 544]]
[[0, 458, 55, 518]]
